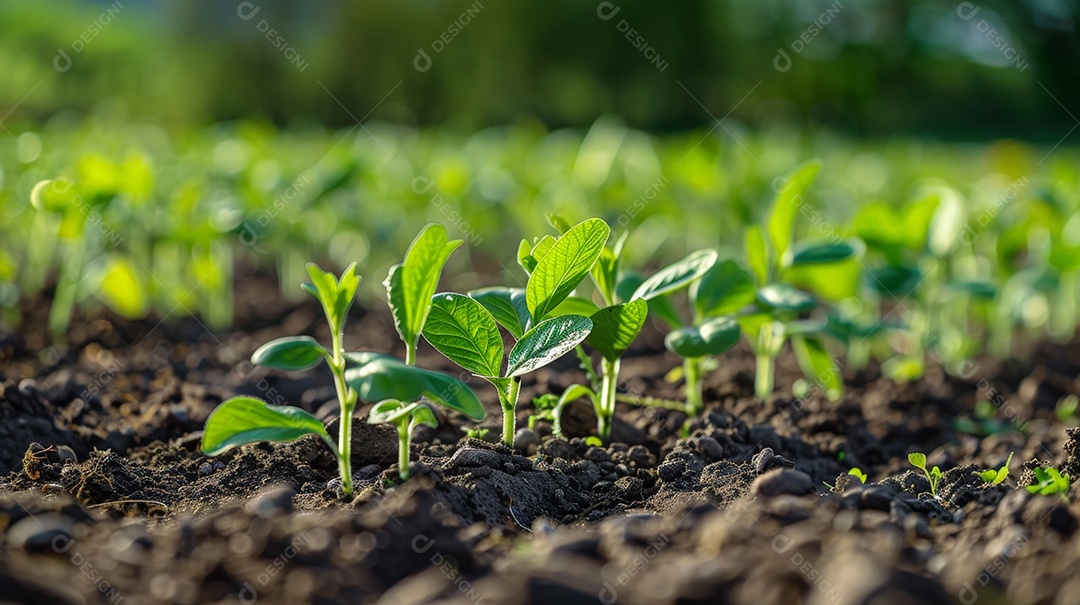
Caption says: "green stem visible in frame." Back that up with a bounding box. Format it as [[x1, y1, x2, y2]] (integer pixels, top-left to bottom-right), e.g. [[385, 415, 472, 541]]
[[405, 341, 417, 366], [598, 358, 619, 441], [397, 420, 411, 480], [755, 352, 775, 400], [684, 356, 703, 416], [499, 378, 521, 446], [330, 326, 355, 498]]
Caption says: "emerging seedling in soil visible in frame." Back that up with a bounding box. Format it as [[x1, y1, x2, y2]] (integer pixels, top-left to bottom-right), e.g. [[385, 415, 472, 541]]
[[848, 467, 868, 484], [367, 400, 437, 480], [978, 452, 1014, 485], [202, 263, 484, 496], [908, 452, 943, 497], [424, 218, 608, 445], [1026, 466, 1070, 498]]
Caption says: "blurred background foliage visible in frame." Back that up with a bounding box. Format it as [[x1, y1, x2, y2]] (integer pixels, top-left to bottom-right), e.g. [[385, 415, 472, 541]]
[[1, 0, 1077, 137]]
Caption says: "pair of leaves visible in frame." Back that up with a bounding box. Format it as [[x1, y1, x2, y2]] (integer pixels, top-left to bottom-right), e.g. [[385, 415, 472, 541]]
[[664, 316, 740, 359], [423, 293, 592, 378], [1027, 466, 1070, 496], [367, 399, 438, 428], [385, 224, 462, 352], [302, 262, 361, 332], [978, 452, 1013, 485]]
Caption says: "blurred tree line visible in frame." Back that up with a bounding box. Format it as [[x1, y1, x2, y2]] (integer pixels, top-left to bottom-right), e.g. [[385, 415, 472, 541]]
[[1, 0, 1077, 138]]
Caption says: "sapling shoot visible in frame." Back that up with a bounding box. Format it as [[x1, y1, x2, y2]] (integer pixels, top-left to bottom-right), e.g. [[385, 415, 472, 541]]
[[848, 467, 868, 484], [202, 263, 484, 496], [1026, 466, 1070, 498], [977, 452, 1013, 485], [424, 218, 608, 445], [907, 452, 943, 497], [367, 400, 437, 481]]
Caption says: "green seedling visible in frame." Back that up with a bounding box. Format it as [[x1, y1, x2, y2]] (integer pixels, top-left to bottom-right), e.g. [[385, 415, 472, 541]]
[[385, 223, 462, 365], [978, 452, 1014, 485], [424, 218, 608, 446], [848, 467, 867, 484], [1056, 395, 1079, 424], [464, 426, 490, 440], [1026, 466, 1070, 497], [202, 263, 484, 495], [367, 400, 437, 480], [908, 452, 943, 497], [739, 162, 852, 400]]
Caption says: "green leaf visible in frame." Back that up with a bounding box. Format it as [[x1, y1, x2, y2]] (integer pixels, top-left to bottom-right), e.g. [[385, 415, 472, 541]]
[[517, 239, 536, 274], [411, 403, 439, 428], [868, 265, 921, 298], [302, 262, 361, 330], [908, 452, 927, 471], [767, 160, 821, 261], [367, 400, 413, 425], [422, 293, 504, 377], [756, 284, 817, 312], [663, 316, 740, 358], [978, 469, 998, 483], [507, 315, 593, 377], [385, 224, 462, 352], [251, 336, 328, 371], [526, 218, 610, 322], [586, 299, 648, 361], [469, 287, 529, 339], [548, 295, 602, 318], [788, 241, 856, 267], [617, 273, 683, 328], [791, 336, 843, 401], [692, 259, 756, 319], [201, 396, 332, 456], [745, 225, 770, 286], [632, 249, 718, 301], [546, 213, 573, 234], [344, 351, 486, 420]]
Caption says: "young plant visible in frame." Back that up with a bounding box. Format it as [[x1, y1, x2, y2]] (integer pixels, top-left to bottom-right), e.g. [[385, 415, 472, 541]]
[[1026, 466, 1070, 497], [848, 467, 868, 484], [978, 452, 1013, 485], [423, 218, 608, 445], [367, 400, 437, 481], [202, 263, 484, 496], [384, 223, 462, 365], [740, 161, 853, 400], [908, 452, 943, 497]]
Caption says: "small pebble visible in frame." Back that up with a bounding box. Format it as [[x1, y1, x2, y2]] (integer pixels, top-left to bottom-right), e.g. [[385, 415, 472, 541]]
[[7, 514, 74, 552], [750, 469, 814, 497], [18, 378, 36, 397]]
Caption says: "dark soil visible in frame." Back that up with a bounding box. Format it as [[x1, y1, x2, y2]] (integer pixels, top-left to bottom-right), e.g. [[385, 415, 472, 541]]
[[2, 273, 1080, 604]]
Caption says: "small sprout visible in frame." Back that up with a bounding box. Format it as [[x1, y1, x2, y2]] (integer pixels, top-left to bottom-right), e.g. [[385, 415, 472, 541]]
[[1056, 395, 1079, 424], [585, 436, 603, 447], [848, 467, 867, 484], [1026, 466, 1070, 498], [907, 452, 943, 497], [464, 426, 490, 440], [367, 400, 438, 481], [977, 452, 1014, 486]]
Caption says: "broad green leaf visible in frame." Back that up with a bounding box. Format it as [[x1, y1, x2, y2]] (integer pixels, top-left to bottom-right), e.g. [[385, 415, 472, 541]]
[[632, 249, 718, 301], [526, 218, 610, 321], [788, 242, 856, 266], [593, 231, 629, 305], [345, 351, 486, 420], [663, 316, 740, 358], [422, 293, 504, 377], [586, 299, 648, 361], [908, 452, 927, 470], [767, 161, 821, 260], [302, 262, 361, 330], [531, 235, 558, 265], [791, 336, 843, 401], [745, 225, 770, 286], [546, 213, 573, 234], [252, 336, 328, 371], [367, 400, 413, 425], [784, 256, 862, 302], [94, 256, 148, 319], [756, 284, 817, 312], [385, 224, 462, 351], [548, 295, 602, 318], [617, 273, 683, 329], [693, 259, 756, 319], [469, 287, 529, 339], [507, 315, 593, 377], [201, 396, 332, 456]]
